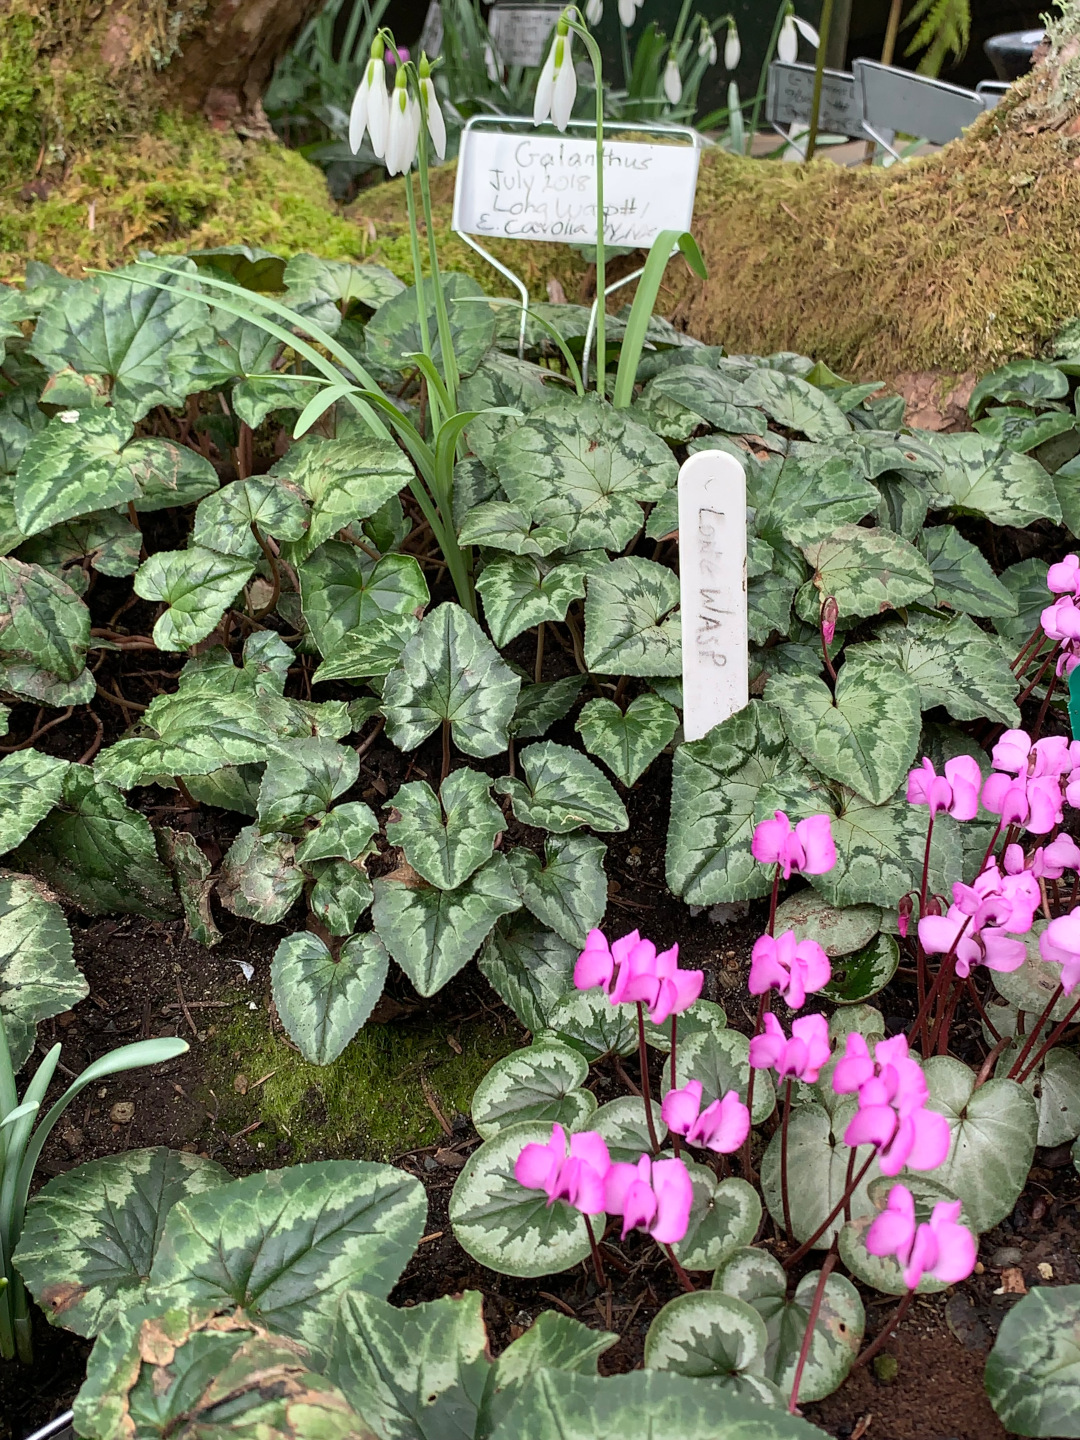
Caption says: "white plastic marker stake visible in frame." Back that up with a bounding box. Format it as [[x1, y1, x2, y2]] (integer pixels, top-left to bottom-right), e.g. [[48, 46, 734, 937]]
[[677, 448, 748, 742]]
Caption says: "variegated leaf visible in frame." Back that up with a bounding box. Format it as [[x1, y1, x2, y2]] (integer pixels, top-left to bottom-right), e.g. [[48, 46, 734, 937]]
[[924, 432, 1061, 526], [673, 1168, 762, 1274], [299, 543, 428, 658], [918, 524, 1018, 618], [471, 1041, 594, 1139], [644, 1292, 779, 1407], [386, 767, 504, 890], [256, 736, 360, 834], [134, 546, 255, 652], [217, 825, 303, 924], [675, 1027, 775, 1126], [801, 525, 934, 618], [576, 694, 678, 786], [0, 872, 84, 1069], [508, 834, 607, 947], [809, 786, 962, 909], [0, 748, 70, 854], [476, 556, 587, 648], [496, 743, 628, 834], [271, 931, 388, 1064], [858, 612, 1019, 727], [478, 915, 578, 1034], [584, 557, 681, 676]]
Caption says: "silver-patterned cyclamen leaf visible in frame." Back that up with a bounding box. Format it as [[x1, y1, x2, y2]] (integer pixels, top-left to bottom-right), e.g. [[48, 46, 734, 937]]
[[271, 930, 389, 1065]]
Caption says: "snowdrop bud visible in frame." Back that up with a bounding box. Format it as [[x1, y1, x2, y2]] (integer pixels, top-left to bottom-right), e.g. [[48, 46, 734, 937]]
[[663, 57, 682, 105], [618, 0, 641, 28], [777, 13, 797, 63], [698, 21, 717, 65], [723, 20, 740, 69], [384, 68, 417, 176], [367, 40, 390, 158], [535, 20, 577, 132], [793, 14, 821, 47], [418, 55, 446, 161], [586, 0, 603, 25]]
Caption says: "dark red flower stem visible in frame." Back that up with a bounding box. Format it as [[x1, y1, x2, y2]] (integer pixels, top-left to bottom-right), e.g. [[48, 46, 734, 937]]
[[662, 1242, 696, 1293], [781, 1078, 794, 1239], [1016, 994, 1080, 1085], [788, 1245, 838, 1414], [785, 1151, 876, 1270], [583, 1213, 606, 1289], [1007, 982, 1064, 1080], [852, 1288, 914, 1371], [636, 1003, 661, 1154]]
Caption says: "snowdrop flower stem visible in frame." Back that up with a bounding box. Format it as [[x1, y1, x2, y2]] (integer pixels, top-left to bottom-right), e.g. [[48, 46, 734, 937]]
[[746, 0, 795, 156], [563, 11, 607, 389], [401, 169, 436, 422], [414, 54, 459, 412], [804, 0, 834, 161]]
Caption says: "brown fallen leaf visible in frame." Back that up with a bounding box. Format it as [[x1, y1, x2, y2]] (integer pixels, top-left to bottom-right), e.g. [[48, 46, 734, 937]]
[[996, 1267, 1027, 1295]]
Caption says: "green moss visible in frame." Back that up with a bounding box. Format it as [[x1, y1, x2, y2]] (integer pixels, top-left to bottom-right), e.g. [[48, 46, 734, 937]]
[[208, 999, 522, 1161], [0, 11, 41, 177]]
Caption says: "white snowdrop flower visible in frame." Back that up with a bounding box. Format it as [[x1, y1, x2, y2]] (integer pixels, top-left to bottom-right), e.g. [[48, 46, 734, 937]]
[[664, 57, 682, 105], [419, 58, 446, 160], [793, 15, 820, 47], [58, 410, 79, 424], [585, 0, 603, 26], [534, 21, 576, 132], [777, 13, 798, 63], [384, 70, 418, 175], [618, 0, 642, 29], [350, 42, 390, 157], [698, 21, 717, 65], [724, 20, 740, 70]]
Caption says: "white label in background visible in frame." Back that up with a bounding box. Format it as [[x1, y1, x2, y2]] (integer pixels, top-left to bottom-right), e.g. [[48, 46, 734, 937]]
[[488, 5, 563, 68], [677, 450, 748, 743], [452, 130, 700, 247]]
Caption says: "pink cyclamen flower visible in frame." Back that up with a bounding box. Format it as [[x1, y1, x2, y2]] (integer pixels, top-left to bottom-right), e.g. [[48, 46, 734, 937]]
[[1041, 596, 1080, 644], [661, 1079, 750, 1154], [866, 1184, 977, 1291], [574, 929, 703, 1026], [821, 597, 839, 647], [1039, 910, 1080, 995], [918, 903, 1027, 979], [1031, 833, 1080, 879], [748, 929, 831, 1010], [751, 811, 836, 879], [604, 1153, 694, 1243], [514, 1123, 611, 1215], [1048, 555, 1080, 597], [905, 755, 982, 821], [953, 859, 1039, 936], [749, 1011, 830, 1083], [833, 1033, 951, 1177], [981, 771, 1063, 835]]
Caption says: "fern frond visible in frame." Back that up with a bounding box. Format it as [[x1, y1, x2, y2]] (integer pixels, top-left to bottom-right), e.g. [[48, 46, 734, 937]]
[[902, 0, 970, 77]]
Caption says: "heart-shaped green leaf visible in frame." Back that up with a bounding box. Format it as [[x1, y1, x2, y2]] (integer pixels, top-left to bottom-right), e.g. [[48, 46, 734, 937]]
[[496, 742, 628, 834], [148, 1160, 427, 1350], [0, 556, 90, 689], [839, 1173, 972, 1295], [968, 359, 1069, 417], [768, 653, 921, 805], [124, 439, 221, 513], [749, 446, 878, 549], [295, 800, 379, 866], [272, 434, 414, 564], [713, 1248, 864, 1402], [858, 612, 1019, 727], [644, 365, 767, 435], [1012, 1046, 1080, 1148], [666, 702, 824, 906], [271, 930, 388, 1065], [644, 1292, 780, 1407], [471, 1041, 594, 1139], [134, 546, 255, 652], [300, 542, 428, 657], [365, 272, 495, 379], [384, 603, 521, 759], [548, 987, 639, 1061], [0, 872, 85, 1069], [809, 786, 963, 909], [738, 369, 851, 440], [576, 694, 678, 786], [256, 736, 360, 834], [591, 1097, 668, 1161], [478, 915, 578, 1034], [922, 1055, 1037, 1233], [17, 510, 142, 594], [924, 432, 1061, 526], [14, 409, 135, 538], [0, 748, 70, 854], [449, 1120, 593, 1278], [371, 854, 521, 996], [387, 767, 505, 890], [760, 1100, 877, 1248], [308, 857, 374, 937], [676, 1027, 776, 1126], [984, 1285, 1080, 1438], [820, 934, 899, 1004], [772, 891, 881, 957], [801, 525, 933, 618], [674, 1166, 762, 1274], [584, 557, 681, 676], [193, 476, 310, 559], [14, 1147, 230, 1338], [477, 556, 587, 648], [218, 825, 303, 924], [460, 351, 563, 466], [508, 834, 607, 947]]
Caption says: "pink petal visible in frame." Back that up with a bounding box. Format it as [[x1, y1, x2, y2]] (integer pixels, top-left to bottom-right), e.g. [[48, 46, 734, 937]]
[[844, 1103, 898, 1151], [603, 1158, 645, 1215], [927, 1201, 977, 1284], [650, 1157, 694, 1244], [620, 1178, 658, 1238], [751, 811, 791, 866], [990, 730, 1031, 775], [694, 1092, 750, 1154], [661, 1080, 702, 1137], [901, 1224, 939, 1292], [795, 814, 836, 874], [515, 1141, 561, 1192], [569, 1130, 611, 1176]]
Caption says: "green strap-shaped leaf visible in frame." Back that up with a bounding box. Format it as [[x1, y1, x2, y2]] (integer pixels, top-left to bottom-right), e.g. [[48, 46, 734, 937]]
[[471, 1041, 594, 1139], [11, 765, 180, 919], [147, 1160, 427, 1350], [478, 915, 578, 1034], [372, 854, 522, 996], [271, 930, 388, 1065], [801, 525, 934, 618], [449, 1120, 592, 1279], [477, 556, 588, 649], [300, 542, 429, 657], [0, 872, 85, 1069], [256, 736, 360, 834], [584, 557, 681, 676], [134, 546, 255, 652], [508, 834, 607, 947], [0, 748, 70, 854], [218, 826, 304, 925], [918, 524, 1018, 618], [387, 767, 505, 891], [644, 1291, 781, 1408], [665, 702, 824, 906], [766, 653, 921, 806], [984, 1285, 1080, 1437], [14, 1148, 231, 1338], [14, 410, 135, 538], [383, 603, 521, 759], [576, 693, 678, 786], [192, 476, 310, 559]]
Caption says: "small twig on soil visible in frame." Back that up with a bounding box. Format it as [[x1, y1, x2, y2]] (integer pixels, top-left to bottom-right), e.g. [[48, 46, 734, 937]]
[[537, 1291, 577, 1317], [175, 982, 199, 1038], [0, 706, 75, 753], [420, 1074, 453, 1137], [230, 1120, 263, 1143], [355, 717, 385, 762], [419, 1231, 444, 1245], [78, 710, 105, 765]]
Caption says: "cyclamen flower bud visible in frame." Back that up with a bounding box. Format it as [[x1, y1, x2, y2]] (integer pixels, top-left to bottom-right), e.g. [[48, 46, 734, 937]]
[[820, 596, 839, 647]]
